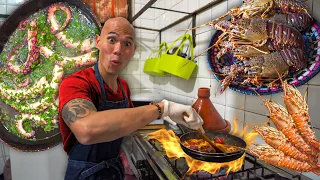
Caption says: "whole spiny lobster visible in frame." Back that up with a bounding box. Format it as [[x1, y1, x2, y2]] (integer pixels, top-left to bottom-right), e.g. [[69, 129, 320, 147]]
[[213, 18, 307, 93], [197, 0, 313, 32]]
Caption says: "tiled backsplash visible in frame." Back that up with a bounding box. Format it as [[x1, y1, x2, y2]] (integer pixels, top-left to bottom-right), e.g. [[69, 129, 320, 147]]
[[130, 0, 320, 139], [0, 0, 26, 25]]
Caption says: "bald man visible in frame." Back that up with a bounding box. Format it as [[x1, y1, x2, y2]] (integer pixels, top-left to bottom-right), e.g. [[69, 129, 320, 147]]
[[59, 17, 203, 180]]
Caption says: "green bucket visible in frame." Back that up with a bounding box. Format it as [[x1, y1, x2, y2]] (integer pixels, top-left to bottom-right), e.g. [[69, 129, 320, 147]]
[[143, 42, 168, 76], [158, 34, 197, 80]]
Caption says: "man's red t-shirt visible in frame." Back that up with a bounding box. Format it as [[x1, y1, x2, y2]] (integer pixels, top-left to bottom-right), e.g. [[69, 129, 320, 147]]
[[58, 67, 134, 154]]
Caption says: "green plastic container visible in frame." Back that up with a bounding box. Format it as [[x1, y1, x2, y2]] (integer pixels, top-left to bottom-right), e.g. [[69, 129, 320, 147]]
[[158, 34, 197, 80], [143, 42, 168, 76]]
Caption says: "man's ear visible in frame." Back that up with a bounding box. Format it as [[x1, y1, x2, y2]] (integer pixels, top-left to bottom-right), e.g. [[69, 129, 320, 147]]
[[96, 34, 100, 49]]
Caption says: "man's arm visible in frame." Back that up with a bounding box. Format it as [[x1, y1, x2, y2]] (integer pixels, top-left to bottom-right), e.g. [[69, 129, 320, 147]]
[[62, 98, 163, 145]]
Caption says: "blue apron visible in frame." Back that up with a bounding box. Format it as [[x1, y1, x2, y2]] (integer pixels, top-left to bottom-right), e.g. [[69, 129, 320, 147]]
[[64, 63, 129, 180]]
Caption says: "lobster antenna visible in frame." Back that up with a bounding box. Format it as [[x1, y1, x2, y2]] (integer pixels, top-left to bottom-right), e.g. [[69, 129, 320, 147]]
[[194, 44, 215, 59], [252, 88, 264, 102], [176, 11, 232, 32]]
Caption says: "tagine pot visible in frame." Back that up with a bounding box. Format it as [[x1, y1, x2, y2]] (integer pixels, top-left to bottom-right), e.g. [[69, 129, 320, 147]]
[[192, 88, 231, 133]]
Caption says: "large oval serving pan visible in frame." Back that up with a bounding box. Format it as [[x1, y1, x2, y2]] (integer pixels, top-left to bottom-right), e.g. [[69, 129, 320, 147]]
[[0, 0, 100, 152]]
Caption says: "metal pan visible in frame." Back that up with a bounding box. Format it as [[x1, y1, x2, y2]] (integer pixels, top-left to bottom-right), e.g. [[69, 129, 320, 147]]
[[0, 0, 100, 152], [179, 130, 247, 163]]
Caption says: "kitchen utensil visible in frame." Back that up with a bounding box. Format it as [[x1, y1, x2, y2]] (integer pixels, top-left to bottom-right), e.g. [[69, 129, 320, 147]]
[[143, 42, 168, 76], [158, 34, 197, 80]]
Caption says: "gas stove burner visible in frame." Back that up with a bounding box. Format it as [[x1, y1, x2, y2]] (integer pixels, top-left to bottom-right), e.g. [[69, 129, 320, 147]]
[[122, 130, 312, 180]]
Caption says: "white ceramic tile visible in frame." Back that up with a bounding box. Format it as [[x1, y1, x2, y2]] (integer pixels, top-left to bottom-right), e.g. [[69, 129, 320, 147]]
[[134, 3, 141, 14], [185, 96, 196, 106], [177, 94, 187, 104], [0, 0, 5, 4], [130, 89, 141, 100], [172, 0, 188, 12], [198, 78, 210, 89], [227, 0, 243, 10], [190, 62, 199, 78], [164, 91, 173, 100], [140, 29, 155, 39], [271, 85, 308, 108], [133, 18, 141, 27], [211, 1, 228, 20], [196, 31, 212, 60], [245, 94, 270, 116], [188, 0, 198, 12], [0, 5, 7, 14], [140, 8, 155, 19], [307, 85, 320, 128], [127, 60, 140, 74], [188, 77, 199, 98], [196, 8, 211, 34], [158, 76, 167, 91], [141, 75, 154, 89], [170, 76, 180, 94], [0, 4, 6, 14], [244, 112, 269, 132], [7, 0, 25, 5], [212, 102, 225, 120], [198, 0, 212, 8], [312, 0, 320, 22], [225, 88, 246, 110], [225, 107, 245, 134], [180, 77, 197, 96], [270, 91, 285, 107], [124, 74, 141, 89], [210, 78, 226, 105], [307, 72, 320, 85]]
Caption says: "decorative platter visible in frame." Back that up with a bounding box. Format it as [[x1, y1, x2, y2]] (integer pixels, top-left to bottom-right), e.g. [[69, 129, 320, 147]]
[[207, 21, 320, 96], [0, 0, 100, 152]]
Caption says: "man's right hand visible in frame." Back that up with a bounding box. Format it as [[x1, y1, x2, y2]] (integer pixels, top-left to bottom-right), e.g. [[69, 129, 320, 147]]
[[161, 100, 203, 130]]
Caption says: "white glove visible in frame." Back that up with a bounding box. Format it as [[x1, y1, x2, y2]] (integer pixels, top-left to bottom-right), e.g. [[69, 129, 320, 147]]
[[162, 100, 204, 130]]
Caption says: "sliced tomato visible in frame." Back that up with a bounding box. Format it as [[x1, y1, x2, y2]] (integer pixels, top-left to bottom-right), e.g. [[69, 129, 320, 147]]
[[215, 137, 224, 144]]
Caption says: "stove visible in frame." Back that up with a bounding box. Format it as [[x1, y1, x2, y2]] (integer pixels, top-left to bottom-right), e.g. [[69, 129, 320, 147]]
[[121, 126, 312, 180]]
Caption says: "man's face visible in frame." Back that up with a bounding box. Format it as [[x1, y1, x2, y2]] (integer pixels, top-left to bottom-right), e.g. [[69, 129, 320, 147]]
[[96, 18, 136, 75]]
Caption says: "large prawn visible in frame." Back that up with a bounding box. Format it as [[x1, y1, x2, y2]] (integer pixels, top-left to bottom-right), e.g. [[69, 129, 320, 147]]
[[263, 100, 318, 158], [248, 144, 320, 174], [281, 80, 320, 152], [254, 125, 318, 165]]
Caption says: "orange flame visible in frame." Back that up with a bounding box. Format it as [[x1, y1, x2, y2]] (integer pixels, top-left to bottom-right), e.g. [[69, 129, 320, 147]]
[[147, 118, 258, 176]]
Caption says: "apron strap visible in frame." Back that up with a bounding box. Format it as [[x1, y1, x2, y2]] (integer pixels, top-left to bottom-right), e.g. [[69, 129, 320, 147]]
[[79, 157, 123, 180]]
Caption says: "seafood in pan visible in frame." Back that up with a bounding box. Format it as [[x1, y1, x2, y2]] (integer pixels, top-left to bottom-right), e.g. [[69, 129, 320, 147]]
[[182, 137, 239, 153], [250, 79, 320, 174], [0, 2, 99, 140]]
